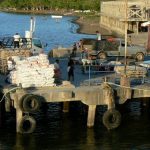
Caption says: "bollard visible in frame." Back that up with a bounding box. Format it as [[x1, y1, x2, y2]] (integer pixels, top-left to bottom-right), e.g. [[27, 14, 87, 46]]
[[102, 83, 115, 109], [119, 75, 131, 104]]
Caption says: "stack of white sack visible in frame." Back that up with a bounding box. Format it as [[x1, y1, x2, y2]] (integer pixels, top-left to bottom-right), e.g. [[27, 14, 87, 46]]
[[8, 54, 56, 88]]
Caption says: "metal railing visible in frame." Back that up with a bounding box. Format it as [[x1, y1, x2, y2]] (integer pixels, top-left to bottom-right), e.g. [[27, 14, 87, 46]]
[[0, 37, 32, 49], [82, 64, 116, 86]]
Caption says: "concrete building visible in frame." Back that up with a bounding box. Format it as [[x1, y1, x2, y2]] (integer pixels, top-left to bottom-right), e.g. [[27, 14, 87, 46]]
[[100, 0, 150, 35]]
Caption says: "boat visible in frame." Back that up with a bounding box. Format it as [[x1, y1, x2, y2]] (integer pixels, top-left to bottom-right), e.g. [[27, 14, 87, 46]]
[[0, 17, 45, 55], [51, 15, 63, 19]]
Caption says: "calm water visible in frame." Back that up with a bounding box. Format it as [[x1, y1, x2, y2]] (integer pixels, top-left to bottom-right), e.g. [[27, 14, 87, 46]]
[[0, 12, 95, 53], [0, 12, 150, 150]]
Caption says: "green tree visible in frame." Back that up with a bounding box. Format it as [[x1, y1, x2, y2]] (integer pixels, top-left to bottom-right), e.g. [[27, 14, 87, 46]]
[[0, 0, 100, 11]]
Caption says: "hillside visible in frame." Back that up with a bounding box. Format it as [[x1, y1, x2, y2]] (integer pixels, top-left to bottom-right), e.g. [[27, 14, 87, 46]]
[[0, 0, 100, 11]]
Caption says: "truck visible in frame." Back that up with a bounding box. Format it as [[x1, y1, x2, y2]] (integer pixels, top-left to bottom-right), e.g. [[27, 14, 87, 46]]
[[82, 38, 147, 61]]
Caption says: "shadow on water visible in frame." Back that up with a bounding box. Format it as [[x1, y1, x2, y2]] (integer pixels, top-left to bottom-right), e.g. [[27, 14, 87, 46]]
[[1, 100, 150, 149]]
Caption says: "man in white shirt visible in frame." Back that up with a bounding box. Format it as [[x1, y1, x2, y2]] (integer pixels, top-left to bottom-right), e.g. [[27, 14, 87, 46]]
[[13, 33, 21, 48], [96, 31, 101, 41]]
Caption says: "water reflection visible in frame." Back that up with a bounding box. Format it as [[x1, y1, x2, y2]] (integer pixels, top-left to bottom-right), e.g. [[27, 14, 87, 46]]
[[1, 100, 150, 149], [13, 134, 36, 150]]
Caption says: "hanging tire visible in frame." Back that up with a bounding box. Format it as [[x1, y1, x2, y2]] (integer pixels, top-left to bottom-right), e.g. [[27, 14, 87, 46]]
[[98, 52, 107, 59], [102, 108, 121, 130], [18, 115, 36, 134], [135, 52, 144, 61], [19, 94, 42, 112]]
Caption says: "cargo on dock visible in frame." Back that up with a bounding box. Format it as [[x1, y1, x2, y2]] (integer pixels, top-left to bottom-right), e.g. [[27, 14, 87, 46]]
[[0, 48, 150, 134]]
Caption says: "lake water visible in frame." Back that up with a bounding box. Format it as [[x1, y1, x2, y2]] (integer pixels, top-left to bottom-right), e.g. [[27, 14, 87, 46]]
[[0, 12, 150, 150], [0, 12, 95, 53]]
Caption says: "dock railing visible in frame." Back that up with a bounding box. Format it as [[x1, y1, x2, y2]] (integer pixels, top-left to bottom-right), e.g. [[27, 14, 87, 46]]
[[82, 63, 147, 86], [82, 64, 117, 86]]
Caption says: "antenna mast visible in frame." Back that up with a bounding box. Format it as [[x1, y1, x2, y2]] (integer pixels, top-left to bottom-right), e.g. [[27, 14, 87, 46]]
[[30, 16, 36, 38]]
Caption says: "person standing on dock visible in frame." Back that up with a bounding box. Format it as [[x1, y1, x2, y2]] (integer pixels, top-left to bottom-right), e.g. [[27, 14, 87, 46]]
[[128, 35, 132, 45], [13, 33, 21, 48], [67, 58, 75, 81], [79, 40, 83, 51], [54, 59, 61, 82], [71, 42, 77, 57], [96, 31, 101, 41]]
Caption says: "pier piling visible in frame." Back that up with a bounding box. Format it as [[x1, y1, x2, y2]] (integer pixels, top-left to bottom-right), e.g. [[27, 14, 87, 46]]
[[87, 105, 96, 128]]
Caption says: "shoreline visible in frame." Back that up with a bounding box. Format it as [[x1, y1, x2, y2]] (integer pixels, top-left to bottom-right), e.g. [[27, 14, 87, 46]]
[[75, 16, 112, 36], [1, 9, 111, 36], [1, 9, 147, 46]]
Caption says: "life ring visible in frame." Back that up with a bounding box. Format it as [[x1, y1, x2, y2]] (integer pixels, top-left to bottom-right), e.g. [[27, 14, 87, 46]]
[[18, 115, 36, 134], [102, 108, 121, 130], [19, 94, 41, 112]]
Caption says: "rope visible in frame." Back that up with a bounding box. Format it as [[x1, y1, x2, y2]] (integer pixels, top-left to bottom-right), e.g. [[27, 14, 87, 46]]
[[0, 81, 150, 103], [0, 87, 21, 103], [105, 81, 150, 91]]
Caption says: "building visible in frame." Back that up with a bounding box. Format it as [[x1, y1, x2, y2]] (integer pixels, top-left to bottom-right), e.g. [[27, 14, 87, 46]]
[[100, 0, 150, 35]]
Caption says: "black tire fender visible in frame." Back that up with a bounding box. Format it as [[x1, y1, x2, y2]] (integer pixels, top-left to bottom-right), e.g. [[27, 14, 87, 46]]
[[135, 52, 144, 61], [19, 94, 41, 112], [102, 108, 121, 130], [18, 115, 36, 134]]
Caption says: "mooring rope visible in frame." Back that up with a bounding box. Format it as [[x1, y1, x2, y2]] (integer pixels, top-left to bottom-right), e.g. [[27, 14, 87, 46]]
[[1, 81, 150, 103], [0, 87, 21, 103], [105, 81, 150, 91]]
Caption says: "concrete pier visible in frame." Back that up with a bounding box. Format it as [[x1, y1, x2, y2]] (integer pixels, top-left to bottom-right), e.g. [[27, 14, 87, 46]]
[[1, 78, 150, 133], [1, 59, 150, 133]]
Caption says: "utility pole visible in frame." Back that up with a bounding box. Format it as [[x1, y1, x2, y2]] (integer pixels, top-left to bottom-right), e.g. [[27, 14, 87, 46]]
[[124, 0, 128, 74], [120, 0, 130, 90], [30, 16, 36, 38]]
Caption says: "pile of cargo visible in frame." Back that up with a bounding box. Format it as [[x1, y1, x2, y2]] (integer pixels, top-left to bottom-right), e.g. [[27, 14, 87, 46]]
[[7, 54, 56, 88], [0, 49, 32, 74]]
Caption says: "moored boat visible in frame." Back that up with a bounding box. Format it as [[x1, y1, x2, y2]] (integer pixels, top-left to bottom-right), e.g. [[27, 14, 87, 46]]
[[51, 15, 63, 19]]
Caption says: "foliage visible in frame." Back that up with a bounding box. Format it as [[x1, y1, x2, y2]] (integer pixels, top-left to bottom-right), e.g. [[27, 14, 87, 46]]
[[0, 0, 101, 11]]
